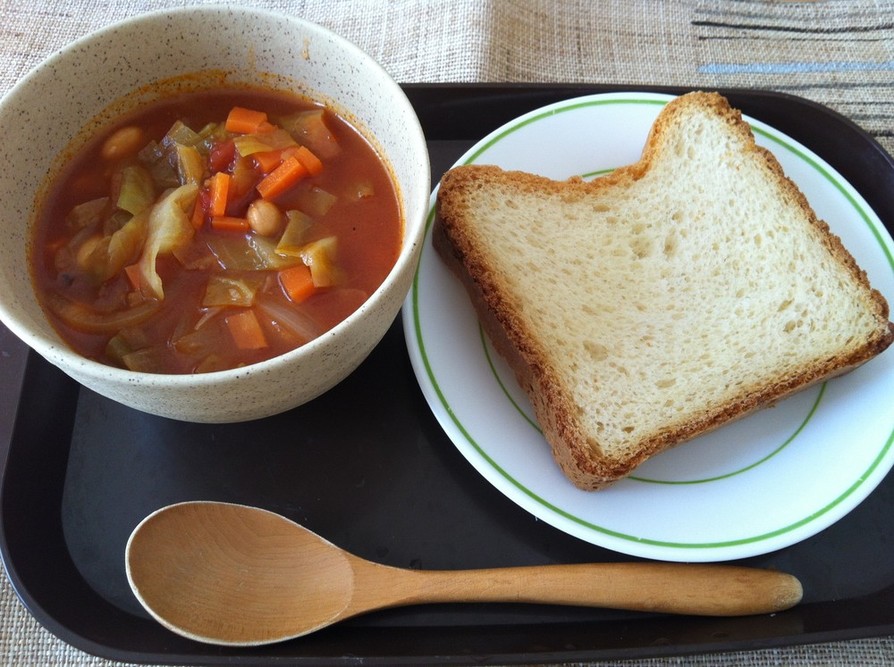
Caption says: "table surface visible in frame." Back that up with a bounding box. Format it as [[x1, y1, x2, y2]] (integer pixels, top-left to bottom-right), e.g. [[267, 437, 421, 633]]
[[1, 1, 893, 665]]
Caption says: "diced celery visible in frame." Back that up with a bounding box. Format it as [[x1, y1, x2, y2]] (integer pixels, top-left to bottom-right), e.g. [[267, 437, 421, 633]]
[[232, 134, 272, 157], [193, 122, 225, 155], [105, 333, 133, 367], [138, 138, 180, 189], [119, 326, 150, 349], [174, 317, 222, 355], [296, 186, 338, 218], [248, 235, 302, 270], [137, 139, 165, 165], [116, 165, 156, 216], [121, 346, 171, 373], [275, 210, 314, 257], [106, 327, 151, 366], [348, 180, 375, 200], [300, 236, 341, 287], [175, 144, 206, 185], [232, 128, 296, 157], [163, 120, 202, 148], [277, 109, 341, 159]]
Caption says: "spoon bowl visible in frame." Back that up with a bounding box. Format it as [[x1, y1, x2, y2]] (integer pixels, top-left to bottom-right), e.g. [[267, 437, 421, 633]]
[[126, 501, 358, 644], [126, 501, 803, 646]]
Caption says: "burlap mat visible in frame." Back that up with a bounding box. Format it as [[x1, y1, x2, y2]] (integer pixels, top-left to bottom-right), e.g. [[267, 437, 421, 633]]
[[1, 1, 892, 665]]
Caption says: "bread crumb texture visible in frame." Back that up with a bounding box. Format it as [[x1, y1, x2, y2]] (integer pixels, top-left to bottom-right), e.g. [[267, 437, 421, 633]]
[[435, 92, 893, 488]]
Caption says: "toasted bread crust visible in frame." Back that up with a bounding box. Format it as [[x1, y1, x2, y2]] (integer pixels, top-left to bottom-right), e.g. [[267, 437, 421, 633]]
[[433, 92, 893, 490]]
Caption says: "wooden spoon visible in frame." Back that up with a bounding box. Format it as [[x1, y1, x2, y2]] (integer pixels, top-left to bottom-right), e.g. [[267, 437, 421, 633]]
[[125, 501, 803, 646]]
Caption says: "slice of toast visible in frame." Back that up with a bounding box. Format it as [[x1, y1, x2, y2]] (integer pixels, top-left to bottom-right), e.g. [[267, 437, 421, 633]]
[[433, 91, 893, 490]]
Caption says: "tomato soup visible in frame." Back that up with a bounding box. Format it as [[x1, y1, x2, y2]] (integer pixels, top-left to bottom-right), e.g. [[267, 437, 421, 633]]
[[31, 89, 402, 374]]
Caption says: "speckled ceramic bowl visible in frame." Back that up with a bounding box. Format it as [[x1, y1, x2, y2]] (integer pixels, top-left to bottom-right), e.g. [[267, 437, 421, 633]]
[[0, 6, 429, 422]]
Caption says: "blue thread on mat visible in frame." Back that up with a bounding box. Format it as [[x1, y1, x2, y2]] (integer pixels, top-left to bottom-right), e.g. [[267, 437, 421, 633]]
[[700, 60, 894, 75]]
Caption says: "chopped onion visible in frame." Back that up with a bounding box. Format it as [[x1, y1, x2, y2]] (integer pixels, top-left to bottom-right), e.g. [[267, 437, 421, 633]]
[[47, 293, 161, 334], [254, 294, 322, 343]]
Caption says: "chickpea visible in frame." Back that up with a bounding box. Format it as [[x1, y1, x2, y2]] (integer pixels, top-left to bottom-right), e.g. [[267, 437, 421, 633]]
[[101, 126, 144, 162], [247, 199, 283, 237]]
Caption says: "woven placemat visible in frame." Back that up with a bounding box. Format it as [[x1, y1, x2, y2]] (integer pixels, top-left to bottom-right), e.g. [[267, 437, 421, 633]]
[[2, 0, 892, 159], [0, 1, 892, 665]]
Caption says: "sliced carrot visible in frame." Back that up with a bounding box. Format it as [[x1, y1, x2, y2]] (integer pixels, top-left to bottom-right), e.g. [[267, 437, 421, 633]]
[[294, 145, 323, 176], [210, 216, 250, 233], [225, 309, 268, 350], [253, 149, 284, 173], [225, 106, 268, 134], [208, 171, 231, 217], [190, 194, 206, 230], [278, 264, 316, 303], [253, 146, 301, 174], [256, 156, 308, 200]]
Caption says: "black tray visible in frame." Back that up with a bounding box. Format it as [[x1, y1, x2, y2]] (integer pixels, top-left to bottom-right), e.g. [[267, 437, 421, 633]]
[[1, 84, 893, 666]]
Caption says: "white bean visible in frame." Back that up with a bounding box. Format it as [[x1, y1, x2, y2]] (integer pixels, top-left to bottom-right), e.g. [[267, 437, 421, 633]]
[[101, 126, 144, 161], [247, 199, 283, 236]]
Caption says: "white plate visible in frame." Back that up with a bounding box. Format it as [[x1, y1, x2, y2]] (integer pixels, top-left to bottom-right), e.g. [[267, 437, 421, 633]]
[[401, 92, 894, 562]]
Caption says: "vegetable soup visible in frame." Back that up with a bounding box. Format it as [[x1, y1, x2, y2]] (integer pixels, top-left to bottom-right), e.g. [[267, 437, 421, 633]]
[[31, 89, 402, 374]]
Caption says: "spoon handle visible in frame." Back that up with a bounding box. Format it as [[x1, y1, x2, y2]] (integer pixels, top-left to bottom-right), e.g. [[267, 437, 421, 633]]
[[354, 561, 802, 617]]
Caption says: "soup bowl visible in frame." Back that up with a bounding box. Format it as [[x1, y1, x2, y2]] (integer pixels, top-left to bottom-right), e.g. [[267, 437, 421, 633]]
[[0, 6, 430, 422]]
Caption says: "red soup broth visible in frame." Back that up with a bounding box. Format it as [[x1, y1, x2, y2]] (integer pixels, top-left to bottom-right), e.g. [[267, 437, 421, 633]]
[[31, 89, 402, 374]]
